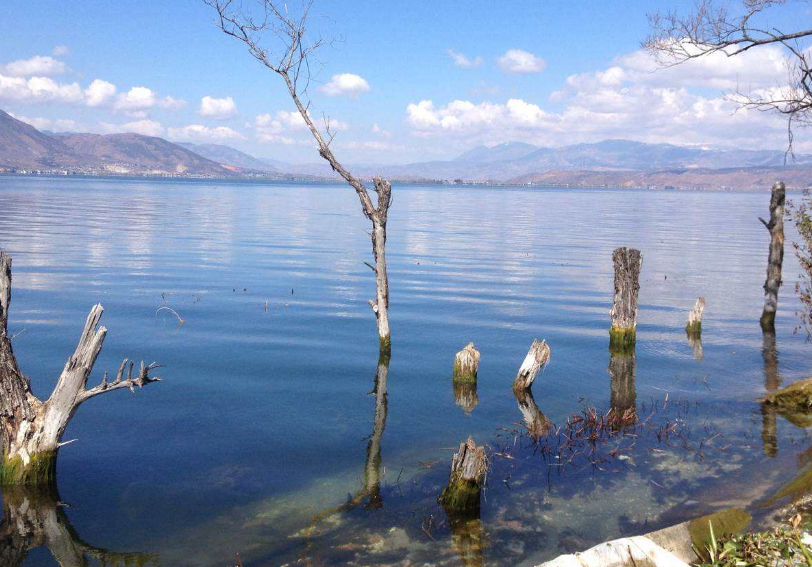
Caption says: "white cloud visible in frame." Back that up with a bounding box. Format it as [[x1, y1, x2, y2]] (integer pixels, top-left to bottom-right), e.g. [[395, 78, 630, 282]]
[[0, 74, 83, 104], [53, 45, 70, 57], [448, 49, 483, 68], [318, 73, 371, 98], [167, 124, 242, 142], [100, 119, 165, 137], [406, 44, 799, 151], [113, 86, 185, 113], [9, 113, 78, 132], [3, 55, 67, 77], [85, 79, 117, 107], [372, 123, 392, 138], [160, 95, 186, 111], [498, 49, 546, 75], [199, 95, 237, 119]]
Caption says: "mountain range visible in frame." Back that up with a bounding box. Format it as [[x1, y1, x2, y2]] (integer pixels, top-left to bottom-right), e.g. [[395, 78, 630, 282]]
[[1, 109, 810, 189]]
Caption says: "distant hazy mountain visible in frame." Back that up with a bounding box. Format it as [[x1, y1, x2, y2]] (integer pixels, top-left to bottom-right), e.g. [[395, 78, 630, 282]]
[[454, 142, 539, 163], [0, 109, 83, 169], [0, 109, 233, 176], [179, 142, 278, 173]]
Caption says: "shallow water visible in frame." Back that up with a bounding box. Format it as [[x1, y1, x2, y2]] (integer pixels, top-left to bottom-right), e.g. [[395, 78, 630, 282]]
[[1, 176, 812, 567]]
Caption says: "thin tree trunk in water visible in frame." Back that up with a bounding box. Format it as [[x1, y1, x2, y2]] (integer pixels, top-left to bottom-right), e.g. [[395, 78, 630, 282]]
[[609, 247, 643, 351], [370, 205, 391, 352], [0, 249, 160, 485], [760, 181, 786, 332]]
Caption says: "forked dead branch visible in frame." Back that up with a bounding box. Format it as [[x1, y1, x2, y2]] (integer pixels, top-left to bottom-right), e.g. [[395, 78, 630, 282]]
[[0, 250, 161, 485], [203, 0, 394, 353]]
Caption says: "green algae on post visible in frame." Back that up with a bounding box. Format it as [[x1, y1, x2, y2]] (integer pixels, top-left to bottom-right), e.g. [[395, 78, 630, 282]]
[[453, 342, 481, 384]]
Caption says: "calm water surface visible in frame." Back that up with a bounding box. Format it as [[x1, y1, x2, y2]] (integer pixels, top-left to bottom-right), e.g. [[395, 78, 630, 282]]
[[1, 176, 811, 567]]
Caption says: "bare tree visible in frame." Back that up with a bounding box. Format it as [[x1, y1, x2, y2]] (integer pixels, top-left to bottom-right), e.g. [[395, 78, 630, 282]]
[[644, 0, 812, 155], [0, 250, 160, 485], [203, 0, 393, 352]]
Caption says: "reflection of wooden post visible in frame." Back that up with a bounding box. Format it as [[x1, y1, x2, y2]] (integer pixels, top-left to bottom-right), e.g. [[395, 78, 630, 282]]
[[514, 388, 551, 438], [760, 181, 785, 332], [363, 352, 390, 509], [761, 331, 780, 457], [440, 438, 488, 514], [454, 382, 479, 414], [447, 514, 485, 567], [512, 339, 550, 391], [0, 484, 155, 567], [609, 247, 643, 350], [608, 347, 637, 426]]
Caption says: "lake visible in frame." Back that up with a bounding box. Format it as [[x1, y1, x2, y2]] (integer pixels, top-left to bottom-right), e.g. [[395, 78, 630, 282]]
[[1, 175, 811, 567]]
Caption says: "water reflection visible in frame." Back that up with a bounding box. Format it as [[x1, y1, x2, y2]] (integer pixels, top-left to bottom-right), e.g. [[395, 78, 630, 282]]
[[687, 332, 703, 360], [514, 388, 552, 438], [454, 382, 479, 414], [761, 331, 781, 458], [608, 346, 637, 426], [0, 485, 155, 567], [445, 513, 486, 567]]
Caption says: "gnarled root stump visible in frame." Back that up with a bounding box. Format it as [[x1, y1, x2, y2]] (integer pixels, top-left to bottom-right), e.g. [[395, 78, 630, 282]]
[[512, 339, 550, 392], [439, 437, 488, 515], [609, 247, 642, 351], [453, 343, 480, 384]]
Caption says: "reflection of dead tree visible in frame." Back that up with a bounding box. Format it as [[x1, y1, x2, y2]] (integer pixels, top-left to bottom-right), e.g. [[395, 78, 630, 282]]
[[761, 330, 781, 457], [645, 1, 812, 155], [0, 484, 156, 567], [0, 250, 161, 485], [514, 388, 551, 439], [203, 0, 393, 352], [298, 353, 389, 565], [454, 381, 479, 414], [446, 512, 486, 567]]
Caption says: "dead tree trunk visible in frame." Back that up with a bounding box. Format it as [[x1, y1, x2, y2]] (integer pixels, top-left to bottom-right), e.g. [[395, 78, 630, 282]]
[[0, 250, 161, 485], [439, 437, 488, 515], [760, 181, 786, 332], [609, 247, 643, 351], [512, 339, 550, 392], [453, 343, 480, 384]]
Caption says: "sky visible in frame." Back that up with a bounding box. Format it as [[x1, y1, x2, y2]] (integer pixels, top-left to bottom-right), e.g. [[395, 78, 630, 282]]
[[0, 0, 810, 164]]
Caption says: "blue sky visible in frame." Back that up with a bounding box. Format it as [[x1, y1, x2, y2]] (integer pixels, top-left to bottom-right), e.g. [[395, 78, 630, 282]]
[[1, 0, 809, 163]]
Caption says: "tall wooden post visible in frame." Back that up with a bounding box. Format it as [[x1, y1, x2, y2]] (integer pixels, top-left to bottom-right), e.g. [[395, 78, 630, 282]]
[[760, 181, 786, 332], [609, 247, 643, 351]]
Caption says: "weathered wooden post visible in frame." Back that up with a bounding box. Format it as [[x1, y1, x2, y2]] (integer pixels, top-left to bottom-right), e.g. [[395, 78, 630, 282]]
[[453, 343, 480, 383], [760, 181, 786, 332], [512, 339, 550, 391], [686, 297, 705, 335], [609, 247, 643, 351], [439, 437, 488, 515]]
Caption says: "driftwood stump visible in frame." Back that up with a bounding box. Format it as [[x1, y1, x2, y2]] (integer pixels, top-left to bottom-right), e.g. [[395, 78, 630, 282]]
[[760, 181, 785, 332], [512, 339, 550, 391], [453, 343, 481, 384], [439, 437, 488, 515], [609, 247, 643, 350]]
